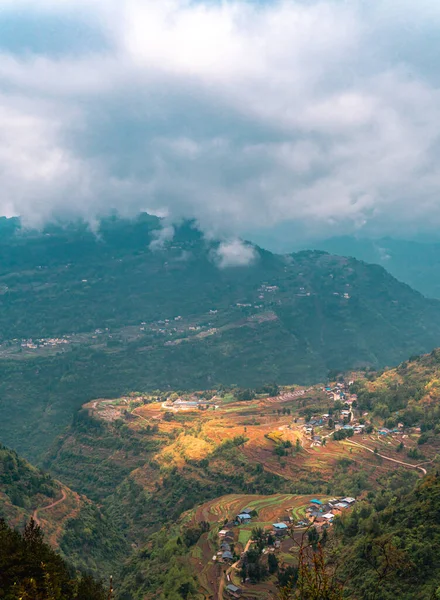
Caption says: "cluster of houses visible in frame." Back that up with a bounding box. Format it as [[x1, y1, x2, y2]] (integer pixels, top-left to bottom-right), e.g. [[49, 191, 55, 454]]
[[217, 509, 292, 597], [217, 525, 236, 564], [258, 284, 279, 299], [304, 415, 369, 443], [301, 380, 374, 443], [215, 509, 257, 564], [302, 497, 356, 526], [20, 336, 70, 349], [164, 395, 217, 411], [324, 381, 357, 405], [216, 508, 291, 565], [216, 497, 358, 598], [378, 423, 407, 436]]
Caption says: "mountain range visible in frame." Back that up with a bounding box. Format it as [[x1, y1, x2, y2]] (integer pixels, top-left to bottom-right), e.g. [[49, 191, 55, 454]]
[[2, 215, 440, 461]]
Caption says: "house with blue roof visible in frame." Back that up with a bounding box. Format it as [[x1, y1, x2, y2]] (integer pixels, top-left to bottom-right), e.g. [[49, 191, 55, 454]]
[[222, 550, 234, 562], [273, 522, 289, 536], [236, 513, 252, 523]]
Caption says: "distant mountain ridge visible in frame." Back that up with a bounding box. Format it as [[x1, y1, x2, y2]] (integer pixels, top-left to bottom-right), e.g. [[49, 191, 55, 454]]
[[2, 214, 440, 459], [309, 236, 440, 299]]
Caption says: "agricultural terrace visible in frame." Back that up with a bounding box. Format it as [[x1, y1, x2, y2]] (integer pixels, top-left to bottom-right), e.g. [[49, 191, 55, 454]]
[[84, 384, 429, 493], [182, 494, 331, 600]]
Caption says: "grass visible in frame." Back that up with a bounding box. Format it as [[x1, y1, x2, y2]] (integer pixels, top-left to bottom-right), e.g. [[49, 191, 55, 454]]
[[158, 434, 213, 465], [238, 528, 252, 545], [220, 394, 236, 405], [279, 552, 296, 565], [191, 544, 203, 559], [223, 404, 259, 413]]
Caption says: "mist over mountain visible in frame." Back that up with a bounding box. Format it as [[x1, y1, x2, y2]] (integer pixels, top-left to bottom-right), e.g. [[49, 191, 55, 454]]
[[4, 1, 440, 596]]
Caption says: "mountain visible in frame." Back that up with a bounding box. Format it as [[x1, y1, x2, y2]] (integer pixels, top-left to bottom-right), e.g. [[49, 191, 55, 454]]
[[117, 470, 440, 600], [309, 236, 440, 300], [39, 368, 437, 600], [0, 442, 128, 578], [2, 216, 440, 461], [0, 443, 59, 526], [3, 343, 440, 598]]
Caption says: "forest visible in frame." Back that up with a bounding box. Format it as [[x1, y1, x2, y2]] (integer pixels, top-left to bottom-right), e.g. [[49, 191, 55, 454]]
[[0, 518, 108, 600]]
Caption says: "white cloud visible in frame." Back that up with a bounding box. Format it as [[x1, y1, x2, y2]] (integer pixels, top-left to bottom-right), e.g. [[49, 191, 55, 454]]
[[1, 0, 440, 241], [213, 239, 258, 268], [149, 225, 175, 250]]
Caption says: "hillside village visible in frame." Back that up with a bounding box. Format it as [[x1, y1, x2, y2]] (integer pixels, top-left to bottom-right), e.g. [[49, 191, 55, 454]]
[[0, 276, 361, 360], [186, 493, 358, 599], [72, 370, 436, 598]]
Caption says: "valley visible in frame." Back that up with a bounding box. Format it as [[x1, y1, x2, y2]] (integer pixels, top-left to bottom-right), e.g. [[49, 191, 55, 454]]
[[37, 369, 437, 598], [3, 216, 440, 464], [3, 2, 440, 596], [2, 341, 440, 599], [1, 218, 440, 598]]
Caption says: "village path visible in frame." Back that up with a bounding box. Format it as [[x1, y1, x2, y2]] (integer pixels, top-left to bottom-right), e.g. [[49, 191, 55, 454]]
[[131, 407, 151, 423], [218, 538, 253, 600], [32, 486, 67, 526], [346, 440, 430, 475]]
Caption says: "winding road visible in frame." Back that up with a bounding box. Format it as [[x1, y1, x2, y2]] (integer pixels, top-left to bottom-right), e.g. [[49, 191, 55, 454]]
[[32, 487, 67, 526], [346, 440, 431, 475]]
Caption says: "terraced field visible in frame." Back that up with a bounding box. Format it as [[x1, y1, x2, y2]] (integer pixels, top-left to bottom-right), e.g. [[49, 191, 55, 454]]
[[85, 389, 421, 499], [67, 382, 435, 599], [184, 493, 329, 599]]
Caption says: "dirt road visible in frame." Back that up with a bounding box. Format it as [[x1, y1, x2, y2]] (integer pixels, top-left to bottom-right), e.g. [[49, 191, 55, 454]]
[[346, 440, 430, 475], [131, 407, 151, 424], [218, 538, 253, 599], [32, 487, 67, 526]]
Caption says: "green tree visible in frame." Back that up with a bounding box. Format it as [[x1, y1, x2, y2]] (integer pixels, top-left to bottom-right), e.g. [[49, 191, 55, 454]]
[[268, 553, 279, 574]]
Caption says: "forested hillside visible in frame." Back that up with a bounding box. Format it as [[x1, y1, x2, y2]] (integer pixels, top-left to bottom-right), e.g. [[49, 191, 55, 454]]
[[0, 518, 108, 600], [2, 216, 440, 461], [352, 348, 440, 437], [0, 444, 57, 523], [0, 442, 128, 579], [333, 472, 440, 599], [314, 236, 440, 300]]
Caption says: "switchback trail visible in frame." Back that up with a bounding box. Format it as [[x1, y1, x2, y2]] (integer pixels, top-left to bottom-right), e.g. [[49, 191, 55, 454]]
[[346, 440, 431, 475], [33, 487, 67, 526]]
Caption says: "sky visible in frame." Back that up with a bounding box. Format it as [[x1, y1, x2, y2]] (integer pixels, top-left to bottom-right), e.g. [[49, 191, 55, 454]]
[[2, 0, 440, 252]]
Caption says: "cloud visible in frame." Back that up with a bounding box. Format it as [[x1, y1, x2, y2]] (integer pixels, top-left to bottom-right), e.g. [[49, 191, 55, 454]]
[[149, 225, 175, 250], [213, 240, 258, 268], [1, 0, 440, 243]]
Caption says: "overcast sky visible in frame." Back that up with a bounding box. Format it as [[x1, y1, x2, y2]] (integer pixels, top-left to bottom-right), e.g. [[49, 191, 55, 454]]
[[1, 0, 440, 248]]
